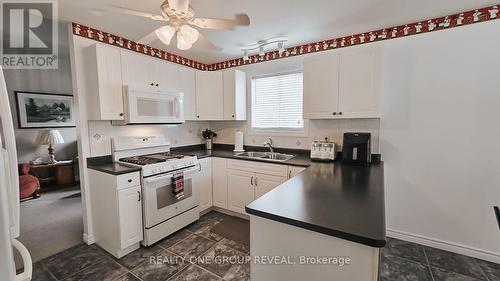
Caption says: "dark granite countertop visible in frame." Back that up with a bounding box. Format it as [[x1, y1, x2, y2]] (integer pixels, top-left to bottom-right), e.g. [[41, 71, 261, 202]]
[[246, 161, 386, 248], [87, 155, 141, 175], [172, 144, 312, 167], [173, 143, 386, 248]]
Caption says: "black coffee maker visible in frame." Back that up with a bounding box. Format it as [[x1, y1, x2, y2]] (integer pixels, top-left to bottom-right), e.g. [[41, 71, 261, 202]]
[[342, 133, 371, 166]]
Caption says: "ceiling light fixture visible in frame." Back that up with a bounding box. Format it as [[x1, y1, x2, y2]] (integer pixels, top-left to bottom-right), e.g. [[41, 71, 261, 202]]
[[177, 31, 192, 50], [179, 24, 199, 44], [155, 25, 176, 45], [241, 37, 288, 60]]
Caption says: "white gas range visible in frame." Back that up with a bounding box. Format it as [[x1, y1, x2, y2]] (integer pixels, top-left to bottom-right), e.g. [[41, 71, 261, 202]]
[[112, 136, 200, 246]]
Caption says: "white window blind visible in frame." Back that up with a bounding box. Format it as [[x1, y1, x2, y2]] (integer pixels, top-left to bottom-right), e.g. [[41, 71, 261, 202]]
[[251, 72, 304, 130]]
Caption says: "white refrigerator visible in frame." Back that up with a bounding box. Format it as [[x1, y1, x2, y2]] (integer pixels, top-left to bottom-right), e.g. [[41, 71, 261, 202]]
[[0, 66, 32, 281]]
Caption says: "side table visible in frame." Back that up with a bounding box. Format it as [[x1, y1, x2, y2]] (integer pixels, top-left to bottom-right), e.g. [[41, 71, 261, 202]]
[[30, 161, 75, 188]]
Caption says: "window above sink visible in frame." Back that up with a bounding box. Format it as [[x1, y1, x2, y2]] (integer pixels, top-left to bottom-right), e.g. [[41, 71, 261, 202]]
[[250, 72, 307, 136]]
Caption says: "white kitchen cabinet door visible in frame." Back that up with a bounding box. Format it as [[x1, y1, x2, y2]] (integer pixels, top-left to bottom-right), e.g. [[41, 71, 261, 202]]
[[223, 69, 247, 120], [85, 44, 124, 120], [212, 157, 228, 209], [195, 71, 223, 120], [338, 47, 380, 118], [227, 169, 255, 214], [303, 53, 340, 119], [121, 50, 156, 89], [157, 60, 180, 92], [118, 185, 143, 249], [254, 174, 287, 198], [179, 67, 197, 120], [196, 158, 213, 212], [287, 166, 307, 179]]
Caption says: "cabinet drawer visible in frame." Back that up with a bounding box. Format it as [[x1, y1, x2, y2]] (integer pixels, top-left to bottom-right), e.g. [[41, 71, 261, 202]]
[[227, 159, 288, 177], [117, 172, 141, 189]]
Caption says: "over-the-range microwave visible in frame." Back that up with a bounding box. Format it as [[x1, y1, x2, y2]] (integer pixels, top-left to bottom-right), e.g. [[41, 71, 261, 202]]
[[113, 85, 185, 125]]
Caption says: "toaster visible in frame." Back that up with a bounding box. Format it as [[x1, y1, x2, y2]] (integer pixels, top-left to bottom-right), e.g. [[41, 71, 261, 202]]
[[310, 140, 337, 161]]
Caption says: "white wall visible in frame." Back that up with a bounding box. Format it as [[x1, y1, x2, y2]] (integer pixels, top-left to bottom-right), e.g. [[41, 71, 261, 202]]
[[4, 22, 77, 163], [88, 121, 208, 157], [379, 20, 500, 262], [211, 55, 380, 152]]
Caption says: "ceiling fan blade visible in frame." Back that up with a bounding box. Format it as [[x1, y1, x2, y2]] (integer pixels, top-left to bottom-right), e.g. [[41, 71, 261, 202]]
[[197, 32, 222, 51], [137, 31, 159, 45], [111, 6, 168, 21], [190, 14, 250, 30]]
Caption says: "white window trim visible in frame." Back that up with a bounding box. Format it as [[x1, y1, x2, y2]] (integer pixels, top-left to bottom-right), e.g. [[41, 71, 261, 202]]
[[249, 71, 309, 137]]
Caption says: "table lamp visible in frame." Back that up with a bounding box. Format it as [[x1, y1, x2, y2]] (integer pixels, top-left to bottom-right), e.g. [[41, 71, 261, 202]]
[[35, 129, 65, 163]]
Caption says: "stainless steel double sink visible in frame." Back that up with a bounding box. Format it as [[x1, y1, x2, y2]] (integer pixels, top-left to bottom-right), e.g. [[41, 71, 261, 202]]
[[234, 151, 295, 162]]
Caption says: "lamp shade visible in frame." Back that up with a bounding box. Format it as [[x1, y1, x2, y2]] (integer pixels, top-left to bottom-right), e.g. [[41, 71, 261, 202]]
[[35, 129, 64, 145]]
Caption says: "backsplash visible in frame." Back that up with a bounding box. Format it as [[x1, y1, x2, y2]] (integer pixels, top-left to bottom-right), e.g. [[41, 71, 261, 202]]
[[210, 119, 380, 153], [88, 121, 209, 157]]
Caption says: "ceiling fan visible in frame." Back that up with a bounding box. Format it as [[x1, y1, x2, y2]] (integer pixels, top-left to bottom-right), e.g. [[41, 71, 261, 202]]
[[112, 0, 250, 50]]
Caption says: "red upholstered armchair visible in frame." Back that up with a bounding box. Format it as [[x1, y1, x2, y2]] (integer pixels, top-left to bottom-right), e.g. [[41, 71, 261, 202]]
[[18, 163, 40, 200]]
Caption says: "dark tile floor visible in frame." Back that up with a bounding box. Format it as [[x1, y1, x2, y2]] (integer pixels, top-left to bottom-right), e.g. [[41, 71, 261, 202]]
[[31, 211, 500, 281]]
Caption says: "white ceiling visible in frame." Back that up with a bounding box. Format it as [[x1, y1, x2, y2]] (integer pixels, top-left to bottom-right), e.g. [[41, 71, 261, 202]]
[[59, 0, 498, 64]]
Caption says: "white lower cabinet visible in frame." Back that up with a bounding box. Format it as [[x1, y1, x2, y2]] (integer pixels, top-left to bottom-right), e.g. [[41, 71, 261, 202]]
[[88, 170, 143, 258], [118, 185, 143, 248], [204, 158, 309, 215], [227, 169, 255, 214], [225, 159, 289, 215], [287, 166, 307, 179], [254, 174, 287, 199], [195, 157, 213, 212], [212, 157, 228, 208]]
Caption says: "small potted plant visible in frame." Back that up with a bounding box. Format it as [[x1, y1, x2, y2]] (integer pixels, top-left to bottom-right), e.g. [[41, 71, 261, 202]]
[[202, 129, 217, 150]]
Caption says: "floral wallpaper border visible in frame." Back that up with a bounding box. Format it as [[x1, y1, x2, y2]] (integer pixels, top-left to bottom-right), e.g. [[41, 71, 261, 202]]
[[72, 5, 499, 71]]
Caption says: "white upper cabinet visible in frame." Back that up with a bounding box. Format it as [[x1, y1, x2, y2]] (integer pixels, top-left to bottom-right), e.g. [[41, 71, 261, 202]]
[[195, 71, 224, 120], [156, 60, 179, 92], [303, 53, 340, 119], [121, 51, 155, 89], [303, 46, 380, 119], [84, 44, 124, 120], [121, 50, 180, 92], [338, 47, 380, 118], [223, 69, 247, 120], [178, 67, 197, 120]]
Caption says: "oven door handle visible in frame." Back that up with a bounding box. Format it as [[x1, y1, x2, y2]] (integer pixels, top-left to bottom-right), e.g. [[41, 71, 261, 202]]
[[143, 166, 199, 185]]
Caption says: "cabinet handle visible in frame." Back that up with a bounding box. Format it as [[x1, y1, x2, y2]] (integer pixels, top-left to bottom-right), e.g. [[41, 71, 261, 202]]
[[137, 191, 141, 202], [198, 164, 202, 172], [197, 115, 200, 118], [232, 114, 235, 118], [333, 112, 337, 115], [339, 112, 343, 115], [156, 83, 159, 87], [150, 83, 154, 86], [250, 176, 254, 185], [128, 179, 132, 183], [254, 177, 258, 186], [119, 113, 124, 117], [288, 170, 292, 179]]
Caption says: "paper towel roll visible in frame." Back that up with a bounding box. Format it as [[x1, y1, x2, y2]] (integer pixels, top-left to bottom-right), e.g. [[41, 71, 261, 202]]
[[234, 131, 244, 152]]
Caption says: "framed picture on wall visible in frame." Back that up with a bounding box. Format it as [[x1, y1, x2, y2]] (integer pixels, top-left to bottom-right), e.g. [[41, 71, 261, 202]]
[[15, 91, 76, 129]]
